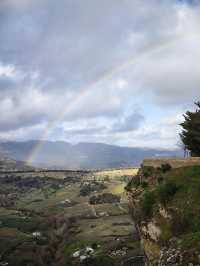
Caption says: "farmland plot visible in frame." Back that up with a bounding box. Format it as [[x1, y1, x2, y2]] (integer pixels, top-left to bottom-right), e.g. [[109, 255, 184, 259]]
[[0, 168, 142, 266]]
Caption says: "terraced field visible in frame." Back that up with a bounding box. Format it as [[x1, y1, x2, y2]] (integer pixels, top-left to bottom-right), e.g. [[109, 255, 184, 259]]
[[0, 168, 142, 266]]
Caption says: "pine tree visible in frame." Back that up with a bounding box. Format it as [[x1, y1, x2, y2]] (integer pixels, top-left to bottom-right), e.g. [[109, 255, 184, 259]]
[[180, 102, 200, 156]]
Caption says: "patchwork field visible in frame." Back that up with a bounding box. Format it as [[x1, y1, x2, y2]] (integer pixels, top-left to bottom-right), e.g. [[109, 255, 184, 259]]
[[0, 168, 141, 266], [94, 168, 138, 180]]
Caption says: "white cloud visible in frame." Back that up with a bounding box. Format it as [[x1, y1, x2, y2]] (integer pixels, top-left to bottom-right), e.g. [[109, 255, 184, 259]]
[[0, 0, 199, 148], [0, 62, 25, 80]]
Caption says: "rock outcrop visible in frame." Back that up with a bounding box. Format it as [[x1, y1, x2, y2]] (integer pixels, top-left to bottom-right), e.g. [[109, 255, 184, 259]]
[[126, 163, 200, 266]]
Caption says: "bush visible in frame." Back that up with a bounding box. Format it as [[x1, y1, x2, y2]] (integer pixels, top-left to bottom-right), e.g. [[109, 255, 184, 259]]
[[181, 232, 200, 249], [157, 176, 164, 184], [141, 181, 148, 188], [80, 182, 106, 196], [1, 216, 39, 233], [89, 193, 120, 205], [64, 240, 90, 265], [181, 209, 200, 233], [130, 176, 141, 188], [142, 166, 154, 178], [160, 163, 172, 173], [160, 223, 172, 244], [157, 182, 179, 205], [82, 256, 114, 266], [171, 211, 189, 236], [141, 191, 156, 218]]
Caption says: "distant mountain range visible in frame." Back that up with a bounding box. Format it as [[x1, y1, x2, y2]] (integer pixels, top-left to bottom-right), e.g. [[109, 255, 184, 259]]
[[0, 153, 34, 171], [0, 140, 183, 169]]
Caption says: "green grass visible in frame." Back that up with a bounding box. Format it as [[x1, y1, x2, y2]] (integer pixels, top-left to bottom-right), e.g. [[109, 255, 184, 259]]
[[94, 203, 128, 216], [64, 240, 115, 266], [165, 166, 200, 233], [109, 183, 126, 195], [82, 256, 114, 266], [159, 223, 172, 244], [141, 190, 156, 218], [0, 227, 31, 255], [157, 181, 179, 205], [76, 214, 133, 241], [0, 215, 39, 233], [138, 165, 200, 250], [64, 240, 92, 265], [15, 184, 80, 211], [181, 231, 200, 249]]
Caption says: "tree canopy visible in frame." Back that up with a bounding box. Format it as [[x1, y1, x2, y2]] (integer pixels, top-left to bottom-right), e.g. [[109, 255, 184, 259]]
[[180, 102, 200, 156]]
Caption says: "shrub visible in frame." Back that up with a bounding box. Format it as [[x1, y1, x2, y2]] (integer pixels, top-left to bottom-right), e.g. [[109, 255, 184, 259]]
[[141, 181, 148, 188], [182, 209, 200, 233], [181, 232, 200, 249], [142, 166, 154, 178], [130, 176, 141, 188], [160, 223, 172, 245], [82, 256, 114, 266], [157, 176, 164, 184], [80, 182, 106, 197], [157, 182, 179, 205], [141, 191, 156, 218], [171, 211, 189, 236], [64, 240, 90, 265], [160, 163, 172, 173], [89, 193, 120, 205], [1, 216, 39, 233]]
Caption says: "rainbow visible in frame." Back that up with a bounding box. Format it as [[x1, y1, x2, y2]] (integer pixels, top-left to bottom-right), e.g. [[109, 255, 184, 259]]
[[27, 33, 188, 165]]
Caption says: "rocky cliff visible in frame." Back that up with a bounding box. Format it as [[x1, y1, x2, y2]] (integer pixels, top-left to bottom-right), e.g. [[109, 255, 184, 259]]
[[126, 164, 200, 266]]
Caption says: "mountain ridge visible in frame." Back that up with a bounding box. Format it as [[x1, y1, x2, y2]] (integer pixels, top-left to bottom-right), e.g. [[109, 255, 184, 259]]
[[0, 140, 183, 169]]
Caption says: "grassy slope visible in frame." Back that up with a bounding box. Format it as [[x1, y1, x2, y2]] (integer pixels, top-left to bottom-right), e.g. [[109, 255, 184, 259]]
[[165, 166, 200, 250], [131, 165, 200, 252]]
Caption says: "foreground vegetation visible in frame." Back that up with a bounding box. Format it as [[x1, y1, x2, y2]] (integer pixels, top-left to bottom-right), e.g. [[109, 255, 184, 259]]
[[126, 164, 200, 265]]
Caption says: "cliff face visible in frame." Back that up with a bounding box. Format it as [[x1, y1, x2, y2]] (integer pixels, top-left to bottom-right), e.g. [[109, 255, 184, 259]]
[[126, 165, 200, 266]]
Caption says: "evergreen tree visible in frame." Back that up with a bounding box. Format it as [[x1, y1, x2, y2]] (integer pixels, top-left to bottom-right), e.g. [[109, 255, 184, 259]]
[[180, 102, 200, 156]]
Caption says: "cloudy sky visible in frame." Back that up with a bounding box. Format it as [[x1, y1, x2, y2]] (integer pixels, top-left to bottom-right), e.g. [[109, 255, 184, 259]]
[[0, 0, 199, 149]]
